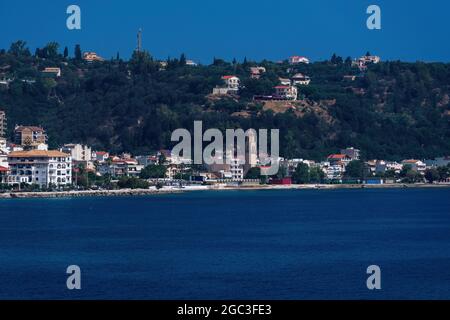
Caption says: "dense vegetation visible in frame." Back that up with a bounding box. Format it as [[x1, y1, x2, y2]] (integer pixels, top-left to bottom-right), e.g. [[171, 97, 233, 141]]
[[1, 41, 449, 161]]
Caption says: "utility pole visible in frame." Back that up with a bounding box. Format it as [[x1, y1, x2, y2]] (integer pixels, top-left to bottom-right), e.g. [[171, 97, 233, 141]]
[[137, 28, 142, 53]]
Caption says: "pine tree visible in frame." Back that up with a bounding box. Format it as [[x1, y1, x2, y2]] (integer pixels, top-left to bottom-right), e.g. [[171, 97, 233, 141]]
[[179, 53, 186, 66], [64, 46, 69, 58], [74, 44, 82, 61]]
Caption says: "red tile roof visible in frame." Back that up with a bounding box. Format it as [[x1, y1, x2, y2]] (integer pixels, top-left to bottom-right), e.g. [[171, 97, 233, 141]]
[[8, 150, 69, 158], [328, 154, 348, 160], [222, 75, 237, 79]]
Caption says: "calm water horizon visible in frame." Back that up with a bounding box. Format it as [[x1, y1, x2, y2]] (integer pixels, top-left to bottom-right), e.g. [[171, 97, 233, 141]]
[[0, 188, 449, 300]]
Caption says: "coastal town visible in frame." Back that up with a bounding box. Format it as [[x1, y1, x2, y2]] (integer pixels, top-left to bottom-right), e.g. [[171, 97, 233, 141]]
[[0, 109, 449, 196], [0, 42, 449, 196]]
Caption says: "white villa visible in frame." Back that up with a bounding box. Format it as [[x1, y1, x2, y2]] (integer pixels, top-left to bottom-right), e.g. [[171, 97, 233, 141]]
[[7, 150, 72, 187], [212, 75, 240, 95], [274, 85, 298, 100], [292, 73, 311, 86]]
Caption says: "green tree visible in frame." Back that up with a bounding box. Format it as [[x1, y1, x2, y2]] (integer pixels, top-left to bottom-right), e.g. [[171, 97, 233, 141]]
[[64, 46, 69, 58], [245, 167, 261, 179], [140, 165, 167, 179], [309, 167, 325, 183], [179, 53, 186, 66], [437, 165, 450, 181], [44, 42, 59, 59], [74, 44, 82, 61], [117, 176, 150, 189], [8, 40, 30, 57], [130, 50, 159, 74], [425, 168, 440, 183], [292, 163, 310, 184], [344, 160, 365, 179]]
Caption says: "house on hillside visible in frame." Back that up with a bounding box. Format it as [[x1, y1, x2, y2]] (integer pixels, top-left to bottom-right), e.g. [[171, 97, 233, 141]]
[[41, 67, 61, 78], [83, 52, 105, 62], [274, 85, 298, 101], [250, 67, 266, 79], [292, 73, 311, 86], [212, 75, 240, 95], [289, 56, 310, 65]]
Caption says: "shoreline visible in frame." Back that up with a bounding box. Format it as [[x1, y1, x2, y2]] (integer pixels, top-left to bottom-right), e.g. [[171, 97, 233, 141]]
[[0, 183, 449, 199]]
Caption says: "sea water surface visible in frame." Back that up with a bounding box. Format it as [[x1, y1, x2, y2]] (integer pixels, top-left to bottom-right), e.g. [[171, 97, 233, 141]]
[[0, 188, 449, 300]]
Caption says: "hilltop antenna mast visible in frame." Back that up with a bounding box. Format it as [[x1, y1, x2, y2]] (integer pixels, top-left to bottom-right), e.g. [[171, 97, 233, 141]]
[[137, 28, 142, 53]]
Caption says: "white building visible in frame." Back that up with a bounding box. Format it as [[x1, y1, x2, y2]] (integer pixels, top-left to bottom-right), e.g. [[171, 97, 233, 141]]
[[7, 150, 72, 187], [61, 144, 92, 162], [289, 56, 310, 65], [340, 147, 360, 161], [98, 158, 144, 177], [186, 60, 198, 66], [353, 55, 381, 70], [279, 78, 291, 86], [42, 67, 61, 78], [325, 164, 344, 180], [274, 85, 298, 100], [212, 75, 241, 95], [230, 158, 244, 181], [401, 159, 426, 173], [250, 67, 266, 79], [292, 73, 311, 86], [0, 148, 8, 168], [93, 151, 109, 163]]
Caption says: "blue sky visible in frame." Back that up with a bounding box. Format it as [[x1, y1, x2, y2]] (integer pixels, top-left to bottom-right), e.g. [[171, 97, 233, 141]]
[[0, 0, 449, 63]]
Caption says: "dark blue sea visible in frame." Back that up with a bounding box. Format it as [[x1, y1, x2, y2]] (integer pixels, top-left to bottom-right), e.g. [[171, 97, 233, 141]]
[[0, 188, 449, 300]]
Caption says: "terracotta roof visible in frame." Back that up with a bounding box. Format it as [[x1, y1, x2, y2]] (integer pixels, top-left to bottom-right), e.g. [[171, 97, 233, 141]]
[[328, 154, 348, 160], [15, 126, 45, 132], [402, 159, 420, 163], [0, 166, 8, 172], [222, 75, 237, 79], [8, 150, 70, 158], [274, 85, 290, 89]]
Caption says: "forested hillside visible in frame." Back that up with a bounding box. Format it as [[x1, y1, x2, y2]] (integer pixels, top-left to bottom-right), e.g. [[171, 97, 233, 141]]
[[1, 41, 449, 161]]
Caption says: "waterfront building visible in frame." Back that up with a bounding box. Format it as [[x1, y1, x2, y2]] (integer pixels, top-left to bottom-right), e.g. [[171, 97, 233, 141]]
[[7, 150, 72, 187], [230, 158, 244, 181], [325, 164, 345, 180], [327, 154, 352, 166], [0, 166, 7, 183], [375, 160, 402, 174], [98, 158, 143, 177], [401, 159, 427, 173], [0, 148, 9, 168]]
